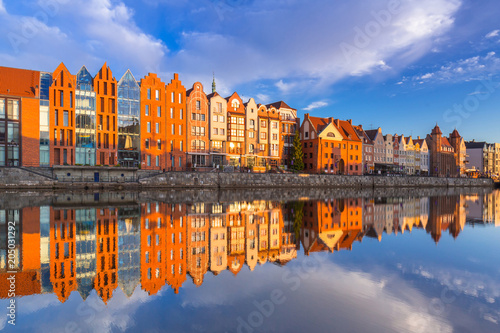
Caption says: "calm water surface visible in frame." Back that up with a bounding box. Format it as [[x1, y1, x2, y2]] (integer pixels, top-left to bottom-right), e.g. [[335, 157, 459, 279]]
[[1, 189, 499, 333]]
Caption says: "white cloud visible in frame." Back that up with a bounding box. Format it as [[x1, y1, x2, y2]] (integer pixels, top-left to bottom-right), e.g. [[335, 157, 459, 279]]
[[486, 29, 500, 38], [0, 0, 464, 96], [0, 0, 167, 76], [304, 101, 328, 111], [407, 51, 500, 84], [256, 93, 270, 104], [0, 0, 5, 14]]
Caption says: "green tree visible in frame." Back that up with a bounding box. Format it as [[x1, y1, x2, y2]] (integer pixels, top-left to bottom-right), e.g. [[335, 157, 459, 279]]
[[292, 201, 305, 242], [291, 130, 304, 171]]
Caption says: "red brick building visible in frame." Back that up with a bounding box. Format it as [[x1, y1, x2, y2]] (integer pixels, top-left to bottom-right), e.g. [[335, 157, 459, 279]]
[[94, 63, 118, 166], [186, 82, 209, 168], [165, 74, 186, 170], [49, 63, 76, 166], [0, 66, 41, 167], [140, 73, 166, 170]]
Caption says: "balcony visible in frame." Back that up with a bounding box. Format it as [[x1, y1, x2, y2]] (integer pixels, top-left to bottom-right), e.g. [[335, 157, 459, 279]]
[[210, 142, 226, 154]]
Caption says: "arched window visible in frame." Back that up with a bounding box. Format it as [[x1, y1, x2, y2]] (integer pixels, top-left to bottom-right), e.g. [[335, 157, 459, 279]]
[[249, 144, 254, 153]]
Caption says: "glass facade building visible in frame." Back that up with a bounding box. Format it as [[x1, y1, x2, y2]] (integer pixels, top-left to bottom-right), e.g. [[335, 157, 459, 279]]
[[39, 72, 52, 166], [118, 207, 141, 297], [75, 66, 96, 165], [75, 208, 96, 300], [118, 70, 141, 167]]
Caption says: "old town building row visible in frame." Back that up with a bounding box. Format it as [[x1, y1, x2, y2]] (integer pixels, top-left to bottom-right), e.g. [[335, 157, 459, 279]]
[[0, 64, 298, 170], [2, 193, 497, 303], [1, 63, 497, 177]]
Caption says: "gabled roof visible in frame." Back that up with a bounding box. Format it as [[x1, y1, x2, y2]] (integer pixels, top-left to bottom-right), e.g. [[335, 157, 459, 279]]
[[206, 91, 219, 99], [265, 101, 294, 110], [337, 120, 361, 142], [353, 125, 372, 144], [365, 129, 381, 141], [307, 116, 331, 134]]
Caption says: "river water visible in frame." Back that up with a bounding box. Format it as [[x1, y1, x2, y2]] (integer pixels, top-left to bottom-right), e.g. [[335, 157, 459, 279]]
[[0, 188, 499, 333]]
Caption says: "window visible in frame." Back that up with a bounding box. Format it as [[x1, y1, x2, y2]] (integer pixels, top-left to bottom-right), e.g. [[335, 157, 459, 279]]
[[220, 129, 224, 135], [217, 102, 222, 112], [213, 128, 218, 135], [0, 99, 4, 118], [155, 90, 159, 100], [250, 119, 255, 129], [179, 125, 182, 135], [157, 139, 161, 150], [178, 93, 182, 103], [180, 109, 183, 119], [157, 106, 161, 117], [261, 132, 266, 140], [272, 122, 278, 129], [213, 115, 218, 122], [156, 123, 159, 133], [171, 124, 175, 135], [171, 92, 174, 102], [70, 92, 73, 108], [147, 88, 151, 99], [261, 120, 266, 128], [63, 111, 68, 127], [145, 105, 149, 116], [60, 91, 64, 107], [196, 100, 201, 110], [249, 132, 254, 138], [219, 115, 224, 122], [156, 155, 159, 166], [145, 139, 149, 149], [272, 134, 278, 140], [147, 155, 151, 166], [147, 122, 151, 133], [170, 108, 173, 118]]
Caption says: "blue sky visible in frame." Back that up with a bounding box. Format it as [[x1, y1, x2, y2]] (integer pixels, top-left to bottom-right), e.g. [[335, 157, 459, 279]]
[[0, 0, 499, 141]]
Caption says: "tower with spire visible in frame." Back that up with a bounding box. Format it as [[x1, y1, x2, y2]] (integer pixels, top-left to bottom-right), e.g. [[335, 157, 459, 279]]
[[212, 72, 216, 93]]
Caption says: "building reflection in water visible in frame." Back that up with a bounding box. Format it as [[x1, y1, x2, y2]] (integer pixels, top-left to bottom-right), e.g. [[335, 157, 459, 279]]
[[1, 191, 499, 303]]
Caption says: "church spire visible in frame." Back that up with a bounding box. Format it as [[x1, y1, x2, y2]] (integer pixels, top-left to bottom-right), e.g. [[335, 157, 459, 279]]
[[212, 72, 216, 93]]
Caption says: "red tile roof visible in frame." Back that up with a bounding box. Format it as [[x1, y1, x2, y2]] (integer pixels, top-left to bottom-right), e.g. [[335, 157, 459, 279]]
[[0, 66, 40, 98], [307, 116, 330, 133], [441, 137, 453, 148], [337, 120, 361, 142]]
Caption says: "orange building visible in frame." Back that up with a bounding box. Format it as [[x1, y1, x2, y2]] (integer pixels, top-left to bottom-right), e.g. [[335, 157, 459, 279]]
[[186, 82, 209, 168], [50, 208, 77, 302], [140, 202, 166, 295], [50, 63, 76, 166], [300, 114, 342, 174], [165, 203, 187, 294], [94, 63, 118, 166], [165, 74, 187, 170], [0, 207, 41, 298], [0, 66, 41, 167], [266, 101, 299, 169], [227, 202, 245, 276], [94, 208, 118, 303], [140, 73, 167, 170], [301, 199, 363, 255], [186, 203, 209, 286], [300, 114, 362, 174], [226, 92, 246, 166]]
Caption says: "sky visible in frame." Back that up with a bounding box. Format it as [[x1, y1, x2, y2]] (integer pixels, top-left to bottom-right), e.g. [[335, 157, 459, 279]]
[[0, 0, 499, 142]]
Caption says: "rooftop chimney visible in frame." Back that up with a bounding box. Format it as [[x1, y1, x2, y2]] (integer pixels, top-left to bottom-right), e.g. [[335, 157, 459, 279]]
[[348, 119, 352, 124], [328, 117, 334, 124]]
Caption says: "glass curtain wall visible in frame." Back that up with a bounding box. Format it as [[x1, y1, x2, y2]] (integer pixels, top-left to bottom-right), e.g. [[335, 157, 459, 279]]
[[117, 70, 141, 167], [75, 66, 96, 165], [39, 72, 52, 166]]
